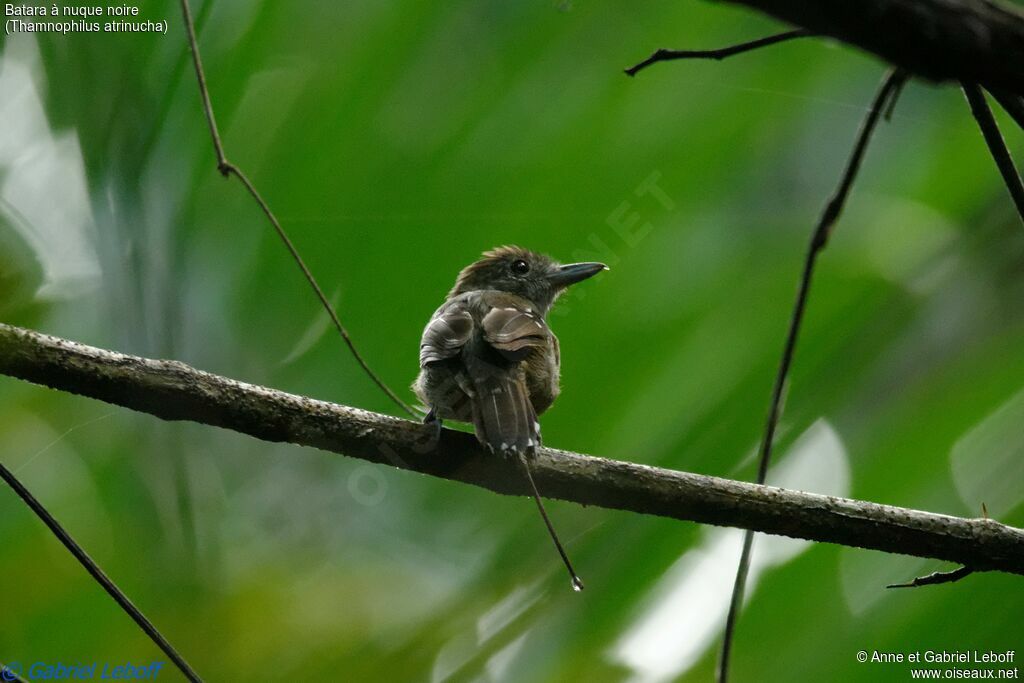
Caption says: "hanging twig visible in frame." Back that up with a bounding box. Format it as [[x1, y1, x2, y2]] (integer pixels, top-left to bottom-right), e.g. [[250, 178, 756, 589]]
[[178, 0, 416, 417], [0, 661, 29, 683], [962, 83, 1024, 223], [885, 77, 907, 121], [625, 29, 813, 77], [887, 565, 974, 589], [0, 462, 202, 682], [717, 68, 907, 683], [990, 91, 1024, 132]]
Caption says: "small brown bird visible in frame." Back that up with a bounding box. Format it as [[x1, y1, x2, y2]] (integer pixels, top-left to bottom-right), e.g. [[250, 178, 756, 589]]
[[413, 246, 606, 590]]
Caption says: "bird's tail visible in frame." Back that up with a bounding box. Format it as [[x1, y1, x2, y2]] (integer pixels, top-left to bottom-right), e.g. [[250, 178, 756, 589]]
[[469, 363, 584, 590], [471, 370, 540, 457]]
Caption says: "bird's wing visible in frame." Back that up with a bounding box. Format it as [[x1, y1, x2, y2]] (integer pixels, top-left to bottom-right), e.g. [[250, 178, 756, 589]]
[[468, 303, 548, 454], [481, 304, 549, 360], [419, 304, 474, 367]]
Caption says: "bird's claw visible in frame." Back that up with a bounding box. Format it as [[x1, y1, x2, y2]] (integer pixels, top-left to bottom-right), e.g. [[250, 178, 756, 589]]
[[420, 407, 443, 451]]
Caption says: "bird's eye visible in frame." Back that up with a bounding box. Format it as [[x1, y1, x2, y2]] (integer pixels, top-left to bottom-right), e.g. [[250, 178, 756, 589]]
[[510, 259, 530, 275]]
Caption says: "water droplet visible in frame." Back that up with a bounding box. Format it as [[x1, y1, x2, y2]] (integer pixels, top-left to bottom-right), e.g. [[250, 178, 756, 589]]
[[571, 577, 584, 592]]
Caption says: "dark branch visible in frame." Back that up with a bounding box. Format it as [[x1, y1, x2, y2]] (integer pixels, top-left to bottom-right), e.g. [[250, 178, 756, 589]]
[[717, 69, 906, 683], [962, 83, 1024, 223], [0, 462, 202, 682], [887, 565, 975, 589], [177, 0, 416, 417], [624, 29, 812, 77], [719, 0, 1024, 96], [2, 322, 1023, 576]]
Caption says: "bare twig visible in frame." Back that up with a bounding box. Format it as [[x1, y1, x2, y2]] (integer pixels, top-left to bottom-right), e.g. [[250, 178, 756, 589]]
[[0, 462, 202, 682], [990, 91, 1024, 132], [2, 322, 1024, 575], [625, 29, 812, 77], [717, 68, 907, 683], [962, 83, 1024, 223], [177, 0, 416, 417], [1, 661, 29, 683], [887, 565, 974, 589], [885, 76, 907, 121]]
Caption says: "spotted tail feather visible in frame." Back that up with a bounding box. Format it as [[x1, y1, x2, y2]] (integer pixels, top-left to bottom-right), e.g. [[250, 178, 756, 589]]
[[471, 371, 540, 457]]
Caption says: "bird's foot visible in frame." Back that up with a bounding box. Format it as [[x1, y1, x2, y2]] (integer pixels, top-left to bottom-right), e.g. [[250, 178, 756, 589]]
[[418, 406, 443, 451]]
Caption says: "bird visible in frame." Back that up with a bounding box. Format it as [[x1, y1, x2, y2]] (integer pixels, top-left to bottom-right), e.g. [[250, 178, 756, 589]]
[[413, 245, 606, 590]]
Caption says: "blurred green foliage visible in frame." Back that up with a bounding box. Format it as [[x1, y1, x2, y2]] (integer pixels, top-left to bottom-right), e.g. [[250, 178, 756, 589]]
[[1, 1, 1023, 681]]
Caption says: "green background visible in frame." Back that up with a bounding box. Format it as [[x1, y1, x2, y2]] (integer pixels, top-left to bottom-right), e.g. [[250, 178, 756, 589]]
[[1, 1, 1023, 680]]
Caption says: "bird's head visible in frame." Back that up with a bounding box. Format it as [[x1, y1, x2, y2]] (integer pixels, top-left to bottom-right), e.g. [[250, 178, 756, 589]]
[[448, 246, 606, 312]]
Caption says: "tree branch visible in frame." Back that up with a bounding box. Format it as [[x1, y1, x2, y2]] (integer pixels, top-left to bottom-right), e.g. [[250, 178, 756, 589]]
[[719, 0, 1024, 96], [1, 322, 1023, 576]]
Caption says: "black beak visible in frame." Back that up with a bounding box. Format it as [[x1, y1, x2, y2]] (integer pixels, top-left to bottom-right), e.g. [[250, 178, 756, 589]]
[[546, 262, 607, 288]]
